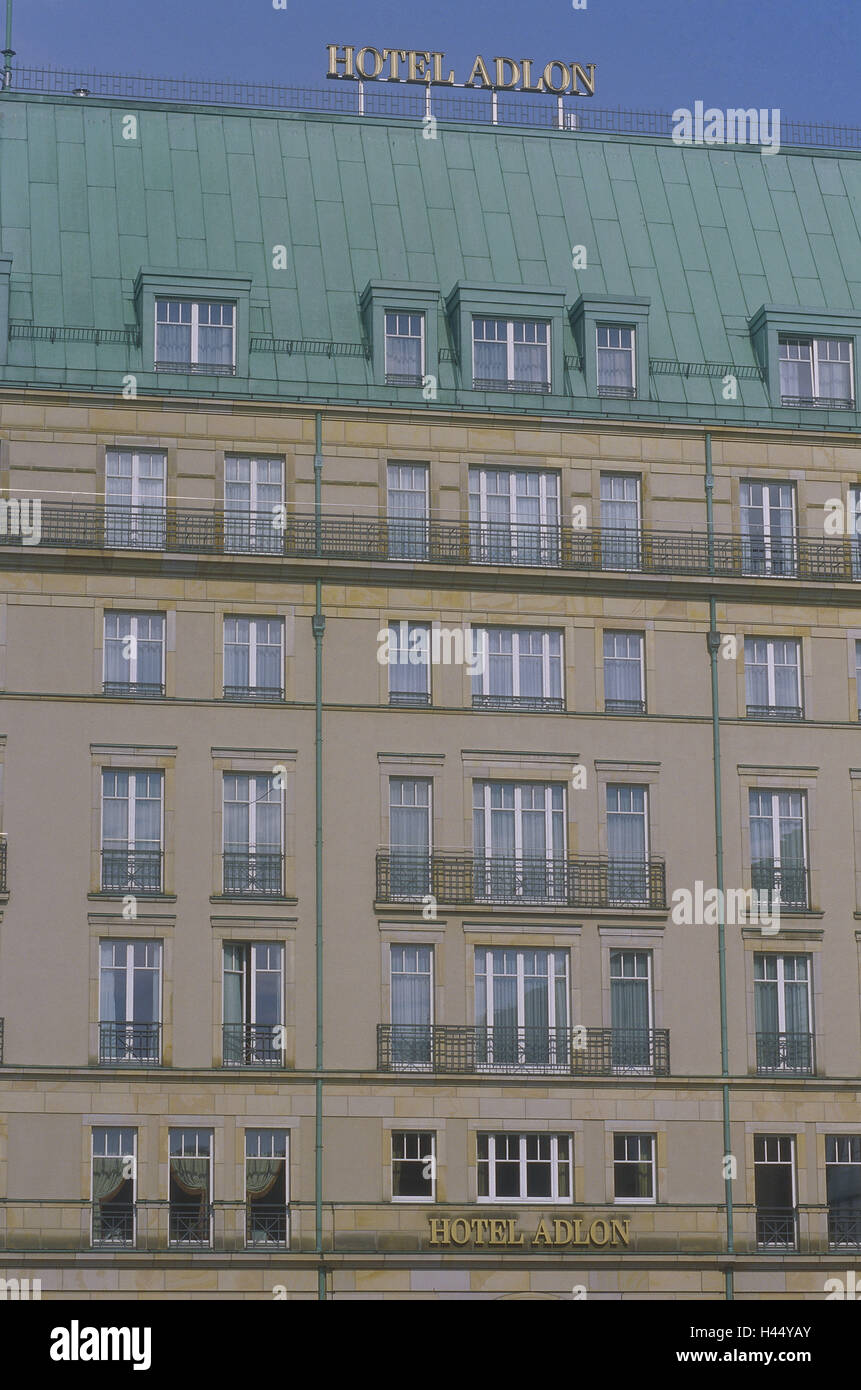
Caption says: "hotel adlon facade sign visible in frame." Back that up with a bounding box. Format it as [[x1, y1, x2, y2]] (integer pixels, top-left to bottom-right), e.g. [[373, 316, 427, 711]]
[[428, 1216, 630, 1247], [327, 45, 596, 97]]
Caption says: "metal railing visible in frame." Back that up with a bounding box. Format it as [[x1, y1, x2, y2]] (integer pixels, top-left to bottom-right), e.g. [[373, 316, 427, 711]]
[[751, 859, 809, 911], [472, 377, 551, 394], [102, 680, 165, 699], [828, 1208, 861, 1247], [222, 684, 284, 702], [471, 694, 565, 712], [169, 1204, 212, 1248], [100, 849, 163, 895], [92, 1203, 135, 1246], [222, 1023, 284, 1067], [222, 851, 284, 897], [781, 394, 854, 409], [99, 1022, 161, 1065], [0, 838, 6, 893], [389, 690, 431, 708], [756, 1207, 798, 1249], [605, 698, 647, 715], [377, 1023, 670, 1075], [245, 1204, 289, 1248], [0, 1017, 3, 1064], [746, 704, 804, 720], [376, 851, 666, 909], [755, 1032, 815, 1075]]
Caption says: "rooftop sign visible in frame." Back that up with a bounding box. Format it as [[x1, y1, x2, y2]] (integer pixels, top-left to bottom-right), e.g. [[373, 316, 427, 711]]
[[326, 45, 596, 96]]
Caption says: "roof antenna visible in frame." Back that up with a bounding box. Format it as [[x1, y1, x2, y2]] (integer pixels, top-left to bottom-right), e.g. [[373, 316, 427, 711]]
[[2, 0, 13, 90]]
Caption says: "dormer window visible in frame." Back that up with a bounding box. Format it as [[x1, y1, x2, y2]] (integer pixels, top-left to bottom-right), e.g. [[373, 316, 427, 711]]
[[155, 299, 236, 375], [385, 312, 424, 386], [779, 336, 853, 408], [472, 317, 550, 393], [597, 325, 636, 398]]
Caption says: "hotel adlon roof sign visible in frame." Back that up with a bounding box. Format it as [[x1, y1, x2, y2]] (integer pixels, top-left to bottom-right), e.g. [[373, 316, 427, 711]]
[[327, 45, 596, 96]]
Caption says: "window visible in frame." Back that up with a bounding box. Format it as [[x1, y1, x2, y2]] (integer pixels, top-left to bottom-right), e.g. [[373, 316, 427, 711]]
[[754, 954, 813, 1074], [475, 948, 569, 1071], [744, 638, 802, 719], [613, 1133, 655, 1202], [390, 944, 433, 1069], [472, 318, 550, 392], [245, 1130, 288, 1247], [779, 335, 853, 407], [155, 298, 235, 374], [91, 1128, 136, 1247], [104, 613, 165, 697], [754, 1135, 797, 1248], [388, 777, 431, 898], [826, 1136, 861, 1248], [597, 325, 636, 397], [222, 773, 283, 896], [224, 618, 284, 701], [169, 1129, 212, 1247], [600, 473, 641, 570], [98, 941, 161, 1064], [105, 450, 166, 549], [387, 462, 429, 561], [740, 481, 797, 576], [472, 628, 563, 711], [478, 1133, 571, 1203], [224, 456, 283, 554], [850, 489, 861, 581], [469, 467, 560, 566], [473, 781, 566, 903], [603, 631, 645, 713], [101, 770, 163, 893], [610, 951, 654, 1072], [749, 789, 808, 909], [392, 1131, 436, 1201], [606, 784, 650, 904], [386, 621, 431, 707], [223, 943, 284, 1066], [385, 312, 424, 386], [856, 639, 861, 718]]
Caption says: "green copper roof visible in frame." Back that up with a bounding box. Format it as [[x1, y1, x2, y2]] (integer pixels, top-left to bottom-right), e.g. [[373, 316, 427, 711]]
[[2, 90, 861, 428]]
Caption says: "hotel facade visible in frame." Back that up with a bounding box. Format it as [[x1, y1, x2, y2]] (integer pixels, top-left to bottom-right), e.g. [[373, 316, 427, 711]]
[[0, 76, 860, 1300]]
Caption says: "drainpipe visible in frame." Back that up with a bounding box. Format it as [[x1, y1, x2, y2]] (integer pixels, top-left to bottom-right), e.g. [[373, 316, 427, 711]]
[[313, 411, 326, 1300], [2, 1, 14, 90], [705, 432, 734, 1299]]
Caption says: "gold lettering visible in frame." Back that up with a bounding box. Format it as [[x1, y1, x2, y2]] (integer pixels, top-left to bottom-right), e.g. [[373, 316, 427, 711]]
[[571, 62, 596, 97], [488, 1219, 508, 1245], [571, 1218, 590, 1245], [449, 1217, 471, 1245], [428, 1218, 449, 1245], [355, 47, 385, 80], [465, 54, 493, 88], [520, 59, 544, 93], [589, 1218, 611, 1247], [610, 1219, 630, 1247], [470, 1217, 491, 1245], [327, 44, 355, 79], [553, 1219, 573, 1246], [382, 49, 408, 80], [532, 1217, 553, 1245], [431, 52, 456, 84], [493, 57, 521, 90], [407, 51, 431, 83], [542, 60, 571, 95], [507, 1218, 525, 1245]]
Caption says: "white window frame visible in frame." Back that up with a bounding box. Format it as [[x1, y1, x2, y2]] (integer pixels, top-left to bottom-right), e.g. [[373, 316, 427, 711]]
[[609, 949, 654, 1075], [739, 480, 798, 576], [778, 335, 853, 404], [471, 317, 550, 389], [223, 616, 284, 696], [469, 467, 560, 536], [384, 312, 425, 381], [391, 1130, 436, 1203], [613, 1132, 656, 1204], [244, 1128, 290, 1247], [386, 462, 430, 560], [753, 1134, 797, 1247], [476, 1132, 572, 1204], [105, 450, 167, 548], [474, 948, 569, 1072], [596, 323, 636, 393], [389, 943, 434, 1072], [168, 1128, 213, 1247], [753, 953, 812, 1034], [744, 637, 802, 714], [155, 298, 236, 369], [222, 774, 284, 855], [100, 771, 164, 894], [91, 1127, 137, 1247], [99, 940, 162, 1025], [749, 789, 808, 872], [856, 637, 861, 714], [473, 627, 563, 705], [387, 620, 431, 701], [104, 612, 165, 691], [473, 781, 566, 862], [222, 942, 284, 1029], [603, 630, 645, 710]]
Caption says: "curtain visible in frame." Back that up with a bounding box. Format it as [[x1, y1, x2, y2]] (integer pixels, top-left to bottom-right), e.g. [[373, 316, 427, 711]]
[[92, 1157, 126, 1203], [387, 465, 428, 560], [131, 947, 158, 1023], [245, 1159, 282, 1197], [171, 1158, 209, 1195], [137, 618, 163, 686], [224, 620, 249, 689], [513, 340, 545, 385], [197, 324, 233, 368], [773, 642, 799, 708], [133, 775, 161, 851], [487, 630, 513, 697], [817, 348, 850, 400], [779, 352, 811, 397], [519, 635, 542, 700], [745, 641, 769, 707], [256, 623, 281, 690], [474, 338, 506, 382], [390, 624, 429, 697], [386, 333, 421, 378], [156, 322, 190, 364]]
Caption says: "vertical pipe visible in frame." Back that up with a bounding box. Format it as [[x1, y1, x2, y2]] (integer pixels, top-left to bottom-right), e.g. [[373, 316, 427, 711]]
[[2, 0, 14, 90], [705, 432, 734, 1299], [313, 411, 326, 1300]]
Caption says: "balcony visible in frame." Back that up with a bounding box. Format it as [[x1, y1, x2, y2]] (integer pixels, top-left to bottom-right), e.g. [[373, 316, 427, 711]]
[[92, 1203, 136, 1247], [375, 851, 666, 910], [377, 1024, 670, 1075], [781, 394, 854, 409], [751, 859, 809, 911], [100, 849, 163, 895], [102, 680, 165, 699], [246, 1205, 289, 1248], [828, 1208, 861, 1248], [472, 377, 551, 394], [756, 1207, 798, 1249], [388, 690, 431, 708], [0, 1016, 3, 1063], [169, 1204, 212, 1248], [99, 1022, 161, 1065], [222, 851, 284, 897], [746, 704, 803, 721], [755, 1032, 815, 1075], [471, 694, 565, 712], [222, 1023, 283, 1067], [222, 684, 284, 702], [605, 698, 647, 715], [0, 837, 6, 892]]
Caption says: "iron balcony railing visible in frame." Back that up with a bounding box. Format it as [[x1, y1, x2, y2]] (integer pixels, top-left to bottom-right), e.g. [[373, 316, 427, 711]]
[[756, 1207, 798, 1249], [169, 1204, 212, 1248], [389, 690, 431, 708], [376, 851, 666, 910], [245, 1205, 289, 1248], [377, 1024, 670, 1074], [92, 1203, 135, 1246], [100, 848, 163, 894], [605, 697, 647, 715], [755, 1032, 815, 1075], [99, 1021, 161, 1065], [828, 1208, 861, 1247], [472, 694, 565, 712], [222, 1023, 284, 1067], [746, 703, 804, 721], [0, 837, 6, 892], [222, 684, 284, 702], [154, 360, 236, 377], [5, 502, 861, 583], [598, 384, 637, 399], [751, 859, 809, 911], [222, 851, 284, 897], [472, 377, 551, 394], [781, 394, 854, 409], [0, 1017, 3, 1064], [102, 680, 165, 698]]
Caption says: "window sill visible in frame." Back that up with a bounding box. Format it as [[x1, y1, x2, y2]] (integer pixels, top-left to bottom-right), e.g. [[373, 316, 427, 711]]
[[210, 894, 298, 905], [89, 892, 177, 903]]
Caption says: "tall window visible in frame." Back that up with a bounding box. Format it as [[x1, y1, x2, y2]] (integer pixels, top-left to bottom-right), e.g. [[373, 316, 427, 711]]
[[105, 450, 166, 549], [754, 954, 813, 1074], [779, 336, 853, 407], [245, 1130, 288, 1247], [101, 770, 163, 893], [225, 457, 283, 554], [392, 1132, 436, 1201], [475, 948, 569, 1070], [473, 781, 566, 903], [609, 951, 654, 1072], [388, 777, 431, 898], [478, 1134, 571, 1202], [472, 628, 563, 711], [390, 944, 433, 1068], [91, 1128, 136, 1247], [600, 473, 641, 570], [740, 480, 797, 576], [469, 467, 560, 566], [745, 638, 802, 718], [98, 941, 161, 1065], [104, 613, 165, 697], [613, 1134, 655, 1202], [754, 1135, 797, 1248], [603, 631, 645, 713], [472, 318, 550, 392], [749, 789, 808, 909], [386, 621, 431, 707], [224, 617, 284, 701], [385, 312, 424, 386], [606, 784, 650, 904], [826, 1137, 861, 1248], [169, 1129, 212, 1247], [386, 462, 429, 560], [223, 943, 284, 1066], [596, 325, 636, 397], [155, 299, 235, 373], [222, 773, 283, 896]]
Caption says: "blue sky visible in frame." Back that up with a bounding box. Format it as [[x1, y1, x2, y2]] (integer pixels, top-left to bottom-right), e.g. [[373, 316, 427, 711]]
[[10, 0, 861, 126]]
